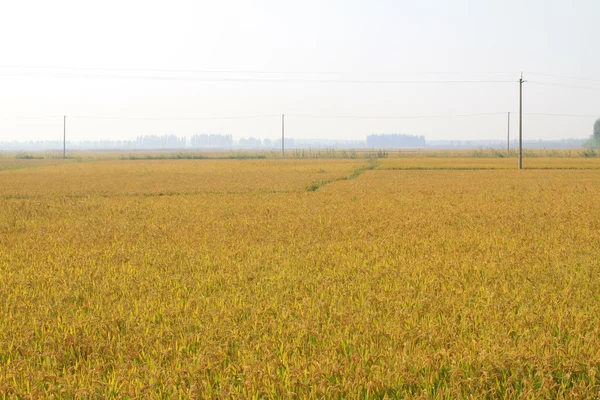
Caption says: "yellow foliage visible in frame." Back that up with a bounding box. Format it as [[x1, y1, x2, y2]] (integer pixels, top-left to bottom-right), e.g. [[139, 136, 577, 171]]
[[1, 157, 599, 398]]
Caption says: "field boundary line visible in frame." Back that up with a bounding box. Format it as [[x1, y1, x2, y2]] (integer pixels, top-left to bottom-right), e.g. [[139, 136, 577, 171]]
[[305, 159, 378, 191]]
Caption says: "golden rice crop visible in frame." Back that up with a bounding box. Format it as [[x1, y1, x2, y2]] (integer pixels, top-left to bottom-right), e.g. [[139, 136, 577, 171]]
[[0, 158, 75, 172], [1, 157, 599, 398], [378, 156, 600, 170], [0, 159, 367, 197]]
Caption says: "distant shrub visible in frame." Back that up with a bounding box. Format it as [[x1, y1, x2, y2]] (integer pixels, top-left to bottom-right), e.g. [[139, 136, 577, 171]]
[[471, 149, 487, 158], [365, 149, 388, 159], [16, 152, 43, 159], [580, 149, 599, 158]]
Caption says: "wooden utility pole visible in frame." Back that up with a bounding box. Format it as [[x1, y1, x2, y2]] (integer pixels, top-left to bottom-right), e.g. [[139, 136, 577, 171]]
[[507, 112, 510, 154], [519, 73, 526, 169], [281, 114, 285, 157], [63, 115, 66, 159]]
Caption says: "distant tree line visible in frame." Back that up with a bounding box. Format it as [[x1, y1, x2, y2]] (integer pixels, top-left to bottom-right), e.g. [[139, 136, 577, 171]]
[[135, 134, 187, 148], [80, 135, 186, 149], [0, 134, 295, 150], [367, 134, 425, 148], [190, 134, 233, 147]]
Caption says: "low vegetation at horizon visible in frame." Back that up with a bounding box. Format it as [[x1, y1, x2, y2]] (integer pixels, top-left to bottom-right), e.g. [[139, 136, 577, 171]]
[[1, 154, 600, 398], [1, 146, 600, 166]]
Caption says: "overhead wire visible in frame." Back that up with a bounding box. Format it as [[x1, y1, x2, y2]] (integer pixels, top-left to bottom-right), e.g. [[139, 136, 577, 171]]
[[5, 112, 595, 121], [0, 71, 515, 84], [0, 112, 513, 121], [286, 112, 509, 119], [528, 80, 600, 91], [524, 112, 599, 117], [0, 64, 515, 77], [527, 71, 600, 84], [67, 114, 280, 120], [0, 116, 61, 120]]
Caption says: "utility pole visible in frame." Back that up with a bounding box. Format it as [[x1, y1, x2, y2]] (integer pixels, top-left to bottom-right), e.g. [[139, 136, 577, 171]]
[[507, 112, 510, 154], [281, 114, 285, 158], [519, 73, 526, 169], [63, 115, 66, 159]]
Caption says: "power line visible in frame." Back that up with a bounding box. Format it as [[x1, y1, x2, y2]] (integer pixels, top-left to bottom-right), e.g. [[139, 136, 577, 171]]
[[286, 112, 509, 119], [0, 112, 513, 122], [0, 71, 515, 84], [67, 114, 280, 121], [527, 71, 600, 84], [0, 116, 61, 120], [529, 80, 600, 91], [0, 114, 280, 122], [0, 64, 515, 77], [524, 112, 599, 117], [6, 66, 600, 89], [5, 112, 596, 122]]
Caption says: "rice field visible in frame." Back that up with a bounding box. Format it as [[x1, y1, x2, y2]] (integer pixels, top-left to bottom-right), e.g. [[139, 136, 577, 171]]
[[1, 154, 599, 398]]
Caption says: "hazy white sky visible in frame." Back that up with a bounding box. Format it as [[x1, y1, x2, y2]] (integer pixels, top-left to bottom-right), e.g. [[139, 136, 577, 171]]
[[1, 0, 599, 142]]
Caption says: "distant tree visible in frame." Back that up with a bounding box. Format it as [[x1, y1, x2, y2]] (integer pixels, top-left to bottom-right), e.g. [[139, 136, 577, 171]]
[[366, 133, 425, 148], [585, 118, 600, 148]]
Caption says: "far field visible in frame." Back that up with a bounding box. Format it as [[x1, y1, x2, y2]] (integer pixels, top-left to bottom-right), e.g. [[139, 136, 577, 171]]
[[1, 152, 599, 398]]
